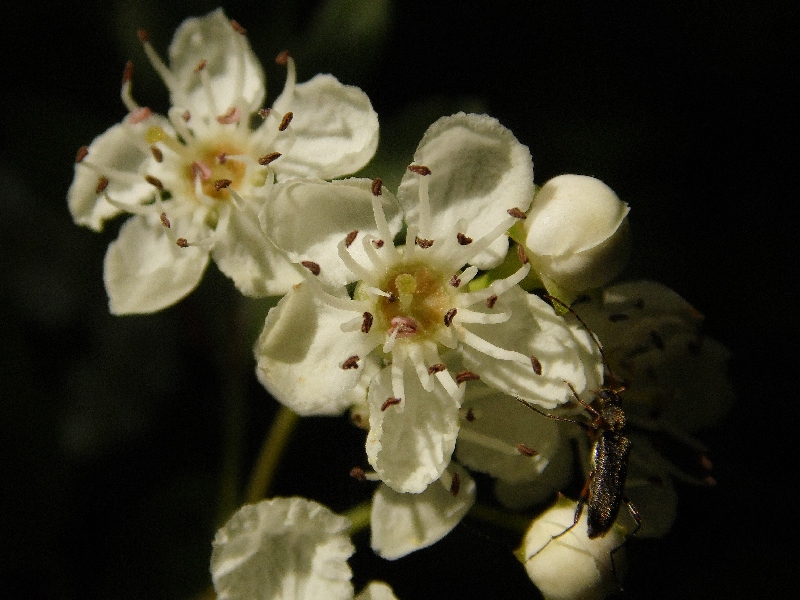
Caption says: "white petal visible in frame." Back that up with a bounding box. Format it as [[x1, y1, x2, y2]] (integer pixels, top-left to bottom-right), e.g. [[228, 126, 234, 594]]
[[271, 74, 379, 179], [103, 214, 208, 315], [370, 463, 476, 560], [211, 497, 354, 600], [459, 287, 603, 409], [354, 581, 399, 600], [366, 362, 460, 493], [397, 112, 534, 269], [212, 203, 302, 297], [525, 174, 629, 257], [168, 9, 265, 114], [455, 382, 564, 483], [522, 498, 627, 600], [262, 178, 402, 288], [254, 281, 380, 415], [68, 119, 168, 231]]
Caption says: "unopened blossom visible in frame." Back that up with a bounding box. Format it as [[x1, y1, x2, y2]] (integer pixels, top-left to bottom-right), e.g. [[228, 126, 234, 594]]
[[521, 174, 630, 298], [255, 113, 603, 493], [68, 8, 379, 314], [520, 497, 628, 600], [211, 497, 397, 600]]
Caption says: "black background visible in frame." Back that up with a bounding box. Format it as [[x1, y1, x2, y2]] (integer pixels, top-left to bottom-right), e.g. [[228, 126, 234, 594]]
[[2, 0, 795, 598]]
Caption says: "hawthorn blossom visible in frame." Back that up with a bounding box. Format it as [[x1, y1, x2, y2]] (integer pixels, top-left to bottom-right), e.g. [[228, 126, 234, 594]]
[[521, 174, 630, 298], [255, 113, 603, 493], [210, 497, 397, 600], [68, 8, 379, 314]]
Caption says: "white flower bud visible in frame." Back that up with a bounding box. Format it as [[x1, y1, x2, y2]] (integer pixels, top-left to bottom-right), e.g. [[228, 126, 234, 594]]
[[520, 497, 627, 600], [524, 174, 630, 293]]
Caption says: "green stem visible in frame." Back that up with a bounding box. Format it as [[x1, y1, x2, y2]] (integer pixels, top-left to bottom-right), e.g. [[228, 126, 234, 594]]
[[244, 405, 300, 504]]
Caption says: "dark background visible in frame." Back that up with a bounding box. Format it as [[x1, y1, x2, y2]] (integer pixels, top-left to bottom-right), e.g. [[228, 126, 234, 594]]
[[2, 0, 795, 598]]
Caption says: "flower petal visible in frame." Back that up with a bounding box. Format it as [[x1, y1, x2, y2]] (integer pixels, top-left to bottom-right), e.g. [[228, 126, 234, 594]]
[[103, 214, 208, 315], [397, 112, 534, 269], [370, 463, 476, 559], [210, 497, 354, 600], [366, 362, 460, 493], [168, 8, 265, 114], [212, 203, 302, 297], [271, 74, 379, 179], [254, 281, 380, 415], [459, 287, 603, 409], [262, 178, 402, 288]]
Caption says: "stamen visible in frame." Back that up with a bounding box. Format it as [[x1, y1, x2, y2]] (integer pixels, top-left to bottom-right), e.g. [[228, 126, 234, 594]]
[[345, 230, 358, 248], [278, 112, 293, 131], [381, 397, 402, 411], [341, 356, 360, 369], [301, 260, 321, 276], [258, 152, 282, 165], [455, 370, 480, 384]]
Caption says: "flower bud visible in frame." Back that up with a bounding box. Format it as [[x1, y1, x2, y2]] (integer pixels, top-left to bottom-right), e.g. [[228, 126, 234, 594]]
[[520, 497, 627, 600], [523, 174, 630, 294]]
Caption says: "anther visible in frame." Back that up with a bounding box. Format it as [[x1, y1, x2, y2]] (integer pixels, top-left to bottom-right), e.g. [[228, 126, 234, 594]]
[[361, 312, 373, 333], [372, 239, 384, 249], [230, 20, 247, 35], [345, 230, 358, 248], [137, 29, 149, 42], [301, 261, 321, 276], [258, 108, 271, 119], [455, 370, 480, 384], [507, 207, 527, 219], [145, 175, 164, 190], [214, 179, 232, 191], [195, 59, 207, 72], [150, 146, 163, 162], [275, 50, 290, 65], [381, 397, 402, 411], [349, 467, 367, 481], [176, 238, 189, 248], [457, 232, 473, 245], [371, 178, 383, 196], [75, 146, 89, 163], [216, 106, 241, 124], [486, 294, 498, 309], [517, 443, 538, 457], [415, 236, 434, 249], [608, 313, 629, 322], [408, 164, 431, 176], [427, 363, 446, 374], [517, 244, 529, 264], [449, 472, 461, 496], [95, 177, 109, 194], [159, 212, 171, 228], [122, 60, 133, 84], [444, 308, 457, 327], [258, 152, 282, 165], [341, 355, 360, 370], [449, 275, 461, 287], [278, 112, 293, 131], [530, 355, 542, 375]]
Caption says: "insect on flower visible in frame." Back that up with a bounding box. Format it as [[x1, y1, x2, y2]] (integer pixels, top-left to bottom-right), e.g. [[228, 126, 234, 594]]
[[517, 294, 642, 581]]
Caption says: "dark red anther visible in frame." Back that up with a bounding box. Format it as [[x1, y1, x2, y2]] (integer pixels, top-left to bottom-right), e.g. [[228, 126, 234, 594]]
[[530, 355, 542, 375], [444, 308, 457, 327], [381, 397, 402, 411], [301, 261, 321, 276], [507, 207, 527, 219], [408, 164, 431, 176], [455, 370, 480, 384], [341, 356, 360, 370]]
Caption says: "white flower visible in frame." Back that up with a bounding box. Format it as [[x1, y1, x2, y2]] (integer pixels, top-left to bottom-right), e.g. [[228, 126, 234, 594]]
[[210, 497, 397, 600], [522, 174, 630, 296], [370, 463, 476, 559], [520, 497, 628, 600], [68, 8, 379, 314], [255, 113, 603, 493]]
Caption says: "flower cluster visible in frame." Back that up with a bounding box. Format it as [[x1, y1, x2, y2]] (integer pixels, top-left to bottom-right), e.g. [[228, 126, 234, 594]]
[[67, 8, 732, 600]]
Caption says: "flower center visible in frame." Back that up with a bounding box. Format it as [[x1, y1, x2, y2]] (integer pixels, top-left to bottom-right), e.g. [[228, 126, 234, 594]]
[[378, 263, 454, 341]]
